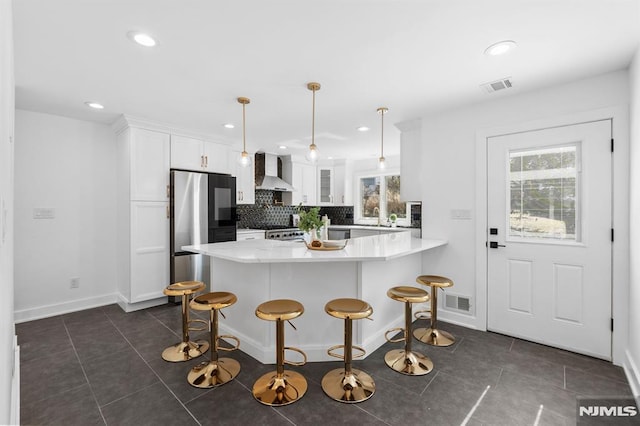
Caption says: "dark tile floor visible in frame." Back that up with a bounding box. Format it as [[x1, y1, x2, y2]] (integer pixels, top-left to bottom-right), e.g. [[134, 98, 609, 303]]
[[17, 303, 635, 425]]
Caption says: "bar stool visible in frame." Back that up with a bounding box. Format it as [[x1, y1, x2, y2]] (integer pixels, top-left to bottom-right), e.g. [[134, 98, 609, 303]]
[[253, 299, 308, 406], [162, 281, 209, 362], [187, 291, 241, 388], [413, 275, 455, 347], [384, 286, 433, 376], [322, 298, 375, 403]]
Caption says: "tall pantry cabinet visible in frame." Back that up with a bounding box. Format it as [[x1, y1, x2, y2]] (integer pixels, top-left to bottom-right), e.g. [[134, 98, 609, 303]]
[[116, 123, 170, 311]]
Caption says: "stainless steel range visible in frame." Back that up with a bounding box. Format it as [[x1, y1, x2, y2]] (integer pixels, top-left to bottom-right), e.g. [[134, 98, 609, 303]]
[[263, 226, 305, 241]]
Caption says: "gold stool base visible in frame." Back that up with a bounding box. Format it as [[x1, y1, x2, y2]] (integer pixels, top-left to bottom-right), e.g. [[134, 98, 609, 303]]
[[253, 370, 308, 406], [413, 327, 455, 347], [161, 340, 209, 362], [384, 349, 433, 376], [321, 368, 375, 403], [187, 358, 240, 388]]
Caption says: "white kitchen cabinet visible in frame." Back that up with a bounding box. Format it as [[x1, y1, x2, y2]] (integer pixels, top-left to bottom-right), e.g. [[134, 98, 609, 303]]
[[116, 123, 171, 311], [171, 134, 231, 174], [317, 167, 334, 205], [236, 229, 265, 241], [129, 128, 170, 201], [203, 140, 231, 174], [282, 159, 317, 206], [230, 150, 255, 205], [349, 228, 381, 238], [333, 164, 346, 205], [130, 201, 169, 303]]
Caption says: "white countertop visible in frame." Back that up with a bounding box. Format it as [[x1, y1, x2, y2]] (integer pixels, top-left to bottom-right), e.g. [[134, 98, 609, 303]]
[[184, 232, 446, 263]]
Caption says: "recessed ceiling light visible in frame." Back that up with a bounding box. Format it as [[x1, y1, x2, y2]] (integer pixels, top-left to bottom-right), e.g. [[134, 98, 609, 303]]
[[327, 156, 334, 160], [127, 31, 157, 47], [484, 40, 517, 56], [84, 101, 104, 110], [279, 145, 287, 149], [223, 123, 235, 129], [357, 126, 370, 132]]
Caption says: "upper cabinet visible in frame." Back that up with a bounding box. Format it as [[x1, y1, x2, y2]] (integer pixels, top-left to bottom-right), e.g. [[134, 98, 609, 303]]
[[282, 157, 317, 206], [333, 162, 350, 205], [128, 128, 170, 201], [171, 134, 231, 174], [229, 150, 255, 205], [317, 167, 334, 205], [315, 160, 353, 206]]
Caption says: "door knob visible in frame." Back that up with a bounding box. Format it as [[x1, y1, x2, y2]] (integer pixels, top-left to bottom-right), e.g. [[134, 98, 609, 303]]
[[489, 241, 506, 249]]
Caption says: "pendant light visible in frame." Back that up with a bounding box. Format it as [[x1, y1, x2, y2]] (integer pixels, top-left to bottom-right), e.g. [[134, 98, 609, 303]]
[[377, 107, 388, 169], [237, 97, 251, 167], [306, 82, 321, 163]]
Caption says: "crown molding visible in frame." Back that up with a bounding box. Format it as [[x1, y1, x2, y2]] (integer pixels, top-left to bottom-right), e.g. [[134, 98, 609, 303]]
[[110, 114, 234, 145]]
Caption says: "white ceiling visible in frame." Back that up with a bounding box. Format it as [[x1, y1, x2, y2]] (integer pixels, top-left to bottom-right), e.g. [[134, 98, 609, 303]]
[[12, 0, 640, 160]]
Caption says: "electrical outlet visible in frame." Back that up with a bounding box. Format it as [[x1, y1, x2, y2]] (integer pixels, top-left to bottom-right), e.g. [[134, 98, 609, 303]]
[[70, 277, 80, 289]]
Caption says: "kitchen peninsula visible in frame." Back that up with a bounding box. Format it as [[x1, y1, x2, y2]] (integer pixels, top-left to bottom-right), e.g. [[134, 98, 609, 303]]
[[184, 232, 446, 363]]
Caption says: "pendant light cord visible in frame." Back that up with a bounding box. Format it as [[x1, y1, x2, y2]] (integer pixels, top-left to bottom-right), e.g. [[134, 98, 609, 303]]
[[380, 108, 384, 158], [242, 101, 247, 152], [311, 87, 316, 146]]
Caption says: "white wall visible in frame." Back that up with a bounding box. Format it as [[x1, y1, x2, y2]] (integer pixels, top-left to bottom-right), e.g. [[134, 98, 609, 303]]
[[0, 0, 17, 422], [417, 70, 630, 363], [14, 110, 118, 322], [627, 46, 640, 399]]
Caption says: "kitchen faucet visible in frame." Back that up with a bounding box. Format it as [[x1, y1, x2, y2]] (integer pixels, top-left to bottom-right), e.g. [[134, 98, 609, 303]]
[[373, 207, 380, 226]]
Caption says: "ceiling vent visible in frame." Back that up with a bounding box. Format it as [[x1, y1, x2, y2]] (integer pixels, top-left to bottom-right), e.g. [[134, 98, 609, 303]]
[[481, 77, 513, 93]]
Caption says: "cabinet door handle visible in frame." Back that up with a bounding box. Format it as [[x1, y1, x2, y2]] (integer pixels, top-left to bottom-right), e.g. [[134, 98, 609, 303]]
[[166, 185, 170, 198], [205, 155, 208, 168], [166, 205, 170, 218], [200, 155, 204, 168]]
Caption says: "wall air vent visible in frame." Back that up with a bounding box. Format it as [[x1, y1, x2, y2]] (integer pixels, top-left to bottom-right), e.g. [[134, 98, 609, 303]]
[[481, 77, 513, 93], [444, 293, 473, 314]]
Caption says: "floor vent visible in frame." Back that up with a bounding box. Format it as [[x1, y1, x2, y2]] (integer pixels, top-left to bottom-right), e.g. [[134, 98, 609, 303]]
[[445, 293, 472, 314], [481, 77, 513, 93]]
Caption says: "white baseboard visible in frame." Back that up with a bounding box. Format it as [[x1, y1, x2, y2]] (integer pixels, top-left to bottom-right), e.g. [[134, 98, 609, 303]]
[[10, 336, 19, 426], [624, 349, 640, 406], [116, 294, 167, 313], [13, 293, 118, 323], [217, 323, 340, 363]]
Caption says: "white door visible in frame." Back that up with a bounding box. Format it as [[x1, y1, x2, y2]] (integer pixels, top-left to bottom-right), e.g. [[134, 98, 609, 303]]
[[487, 120, 612, 359]]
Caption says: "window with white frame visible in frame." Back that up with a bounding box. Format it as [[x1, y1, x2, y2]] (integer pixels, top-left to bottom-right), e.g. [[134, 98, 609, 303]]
[[355, 171, 409, 225]]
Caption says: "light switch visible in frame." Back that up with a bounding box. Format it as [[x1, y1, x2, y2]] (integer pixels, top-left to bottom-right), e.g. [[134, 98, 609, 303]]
[[33, 208, 55, 219]]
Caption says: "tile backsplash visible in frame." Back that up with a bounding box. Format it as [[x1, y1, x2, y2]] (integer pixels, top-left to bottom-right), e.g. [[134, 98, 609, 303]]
[[236, 190, 421, 229], [237, 190, 354, 228]]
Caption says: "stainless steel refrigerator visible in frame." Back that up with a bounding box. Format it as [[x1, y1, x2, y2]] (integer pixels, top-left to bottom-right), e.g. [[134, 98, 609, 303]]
[[170, 169, 236, 292]]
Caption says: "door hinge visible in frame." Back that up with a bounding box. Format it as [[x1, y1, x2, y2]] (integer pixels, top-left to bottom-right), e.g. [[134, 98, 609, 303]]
[[611, 138, 614, 152], [611, 317, 614, 332], [611, 228, 614, 242]]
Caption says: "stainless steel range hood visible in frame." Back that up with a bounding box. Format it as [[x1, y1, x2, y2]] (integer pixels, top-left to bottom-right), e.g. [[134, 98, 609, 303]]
[[255, 152, 295, 192]]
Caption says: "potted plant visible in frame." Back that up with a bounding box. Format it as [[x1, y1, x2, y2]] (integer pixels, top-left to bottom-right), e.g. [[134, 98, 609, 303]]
[[295, 205, 323, 242], [389, 213, 398, 227]]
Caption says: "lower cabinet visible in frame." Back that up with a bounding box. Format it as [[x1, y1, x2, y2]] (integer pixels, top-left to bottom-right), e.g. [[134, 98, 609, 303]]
[[349, 229, 382, 238], [236, 230, 265, 241], [118, 201, 169, 310]]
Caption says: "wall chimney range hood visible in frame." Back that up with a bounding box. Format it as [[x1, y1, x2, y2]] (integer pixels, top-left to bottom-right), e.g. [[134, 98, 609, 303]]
[[255, 152, 295, 192]]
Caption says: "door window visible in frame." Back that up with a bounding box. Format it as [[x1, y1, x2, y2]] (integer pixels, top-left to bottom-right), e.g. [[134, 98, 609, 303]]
[[508, 144, 580, 242]]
